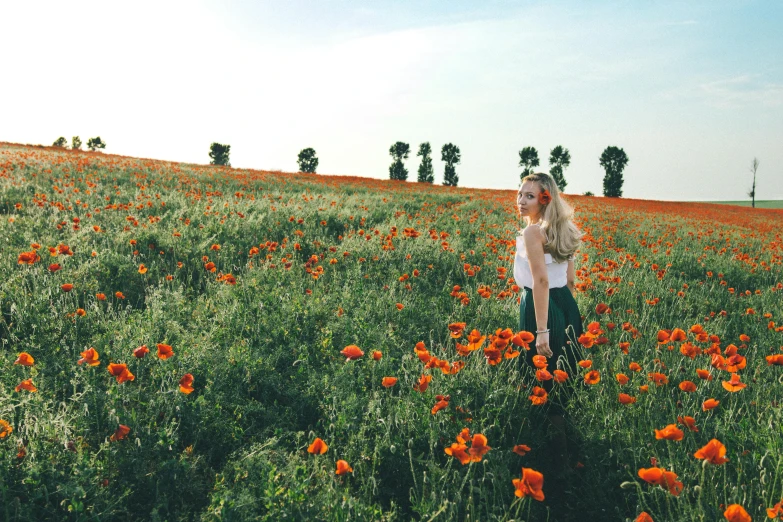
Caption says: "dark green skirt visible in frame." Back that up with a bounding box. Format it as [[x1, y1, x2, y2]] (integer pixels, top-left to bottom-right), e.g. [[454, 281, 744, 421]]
[[519, 286, 584, 412]]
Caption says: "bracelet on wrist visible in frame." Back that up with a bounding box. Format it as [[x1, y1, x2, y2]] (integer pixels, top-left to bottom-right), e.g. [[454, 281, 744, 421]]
[[535, 328, 550, 334]]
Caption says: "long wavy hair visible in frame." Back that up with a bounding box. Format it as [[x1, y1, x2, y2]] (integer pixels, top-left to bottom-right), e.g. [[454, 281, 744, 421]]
[[520, 172, 583, 263]]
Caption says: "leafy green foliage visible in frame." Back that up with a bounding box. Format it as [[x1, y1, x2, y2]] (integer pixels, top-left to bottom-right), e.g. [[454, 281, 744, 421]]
[[53, 137, 67, 148], [518, 146, 539, 179], [416, 142, 434, 183], [209, 142, 231, 166], [600, 146, 629, 197], [441, 143, 460, 187], [389, 142, 410, 181], [549, 146, 571, 192], [87, 137, 106, 151], [297, 147, 319, 173]]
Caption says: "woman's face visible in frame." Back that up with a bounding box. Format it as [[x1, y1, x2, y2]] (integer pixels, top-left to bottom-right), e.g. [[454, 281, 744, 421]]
[[517, 181, 543, 219]]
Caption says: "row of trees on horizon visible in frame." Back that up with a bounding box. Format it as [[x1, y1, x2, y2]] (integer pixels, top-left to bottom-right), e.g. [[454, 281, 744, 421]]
[[48, 138, 763, 204]]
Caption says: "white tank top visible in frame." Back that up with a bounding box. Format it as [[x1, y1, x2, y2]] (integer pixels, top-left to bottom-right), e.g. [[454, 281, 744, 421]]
[[513, 233, 570, 289]]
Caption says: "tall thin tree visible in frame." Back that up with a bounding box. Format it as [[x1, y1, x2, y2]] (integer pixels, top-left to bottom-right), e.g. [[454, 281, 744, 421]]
[[599, 146, 629, 197], [518, 147, 539, 179], [417, 142, 434, 183], [388, 142, 410, 181], [441, 143, 461, 187], [748, 158, 759, 208], [548, 146, 571, 192]]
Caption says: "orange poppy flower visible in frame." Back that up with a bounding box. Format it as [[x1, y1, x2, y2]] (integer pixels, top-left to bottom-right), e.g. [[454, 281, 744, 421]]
[[656, 330, 670, 344], [532, 355, 548, 369], [638, 385, 649, 393], [721, 373, 746, 392], [448, 322, 467, 338], [509, 331, 533, 351], [694, 438, 729, 464], [307, 437, 328, 454], [49, 263, 62, 272], [157, 343, 175, 360], [0, 419, 12, 439], [14, 352, 35, 366], [670, 328, 687, 342], [138, 264, 148, 274], [133, 345, 149, 358], [107, 363, 135, 384], [695, 368, 713, 380], [529, 386, 548, 405], [61, 283, 74, 292], [553, 370, 568, 383], [654, 424, 684, 441], [15, 379, 38, 392], [578, 333, 596, 348], [512, 467, 545, 501], [616, 373, 629, 385], [678, 381, 697, 392], [75, 308, 86, 316], [595, 303, 609, 314], [536, 369, 553, 381], [467, 329, 486, 344], [335, 459, 353, 475], [767, 499, 783, 519], [636, 512, 653, 522], [723, 504, 751, 522], [637, 467, 683, 496], [17, 251, 41, 265], [513, 444, 531, 456], [702, 398, 720, 411], [96, 292, 107, 301], [115, 291, 125, 299], [538, 189, 551, 205], [618, 393, 636, 405], [372, 350, 382, 361], [78, 347, 100, 366], [431, 398, 449, 415], [648, 372, 668, 386], [381, 377, 397, 388], [767, 354, 783, 365], [483, 345, 503, 365], [340, 345, 364, 360], [618, 342, 630, 354], [444, 442, 471, 465], [677, 415, 698, 432], [395, 303, 404, 310], [629, 362, 642, 372], [679, 342, 699, 359], [413, 374, 432, 393], [467, 434, 491, 461], [110, 425, 131, 441], [584, 370, 600, 385], [578, 360, 592, 369], [179, 373, 195, 394]]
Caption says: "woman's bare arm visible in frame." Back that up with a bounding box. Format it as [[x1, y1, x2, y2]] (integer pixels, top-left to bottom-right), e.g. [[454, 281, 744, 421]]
[[567, 259, 576, 298], [523, 225, 552, 357]]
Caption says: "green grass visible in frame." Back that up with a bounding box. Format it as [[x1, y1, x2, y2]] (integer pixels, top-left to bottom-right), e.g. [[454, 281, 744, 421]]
[[695, 200, 783, 209]]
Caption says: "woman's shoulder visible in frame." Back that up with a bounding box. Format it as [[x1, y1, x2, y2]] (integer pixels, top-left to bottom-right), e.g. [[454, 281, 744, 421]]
[[522, 224, 546, 242]]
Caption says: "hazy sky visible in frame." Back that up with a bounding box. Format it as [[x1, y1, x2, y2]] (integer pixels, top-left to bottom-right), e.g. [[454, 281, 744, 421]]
[[2, 0, 781, 200]]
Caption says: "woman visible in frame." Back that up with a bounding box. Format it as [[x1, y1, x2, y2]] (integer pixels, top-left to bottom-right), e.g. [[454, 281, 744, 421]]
[[514, 172, 584, 481]]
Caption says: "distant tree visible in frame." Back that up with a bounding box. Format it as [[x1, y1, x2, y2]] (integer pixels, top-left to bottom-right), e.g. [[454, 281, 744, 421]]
[[388, 141, 410, 181], [583, 191, 594, 196], [71, 136, 82, 150], [87, 137, 106, 151], [599, 146, 629, 197], [209, 142, 231, 166], [747, 157, 759, 208], [297, 148, 319, 173], [441, 143, 461, 187], [518, 146, 539, 179], [53, 137, 67, 148], [549, 145, 571, 192], [416, 142, 434, 183]]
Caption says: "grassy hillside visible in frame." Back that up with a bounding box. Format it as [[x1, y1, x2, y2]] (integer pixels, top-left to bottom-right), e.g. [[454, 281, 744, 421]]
[[1, 143, 782, 521], [697, 200, 783, 209]]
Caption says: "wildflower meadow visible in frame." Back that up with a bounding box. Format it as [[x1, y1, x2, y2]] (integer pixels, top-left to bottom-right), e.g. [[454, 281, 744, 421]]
[[1, 142, 782, 521]]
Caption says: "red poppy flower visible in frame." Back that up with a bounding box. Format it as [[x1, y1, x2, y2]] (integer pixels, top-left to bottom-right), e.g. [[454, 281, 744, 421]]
[[372, 350, 382, 361], [448, 322, 467, 338], [14, 352, 35, 366], [536, 369, 553, 381], [115, 291, 125, 299], [616, 373, 629, 385], [677, 415, 698, 432], [307, 437, 328, 454], [618, 393, 636, 405], [723, 504, 751, 522], [532, 355, 548, 369], [107, 363, 135, 384], [513, 444, 531, 456], [340, 345, 364, 360], [767, 354, 783, 365], [157, 343, 174, 360], [702, 398, 720, 411], [133, 345, 149, 358], [179, 373, 195, 394], [721, 373, 746, 392], [528, 386, 548, 405], [512, 467, 545, 501], [511, 330, 534, 349], [96, 293, 107, 301], [413, 374, 432, 393], [637, 467, 683, 496], [648, 372, 668, 386], [18, 251, 41, 265], [15, 379, 38, 392], [335, 459, 353, 475], [538, 190, 551, 205], [138, 264, 148, 274], [110, 425, 131, 441], [49, 263, 62, 272], [553, 370, 568, 383], [584, 370, 600, 385], [654, 424, 684, 441], [78, 347, 100, 366], [381, 377, 397, 388], [636, 512, 654, 522], [578, 360, 592, 369], [61, 283, 74, 292], [694, 438, 729, 464], [0, 419, 12, 439], [678, 381, 697, 392]]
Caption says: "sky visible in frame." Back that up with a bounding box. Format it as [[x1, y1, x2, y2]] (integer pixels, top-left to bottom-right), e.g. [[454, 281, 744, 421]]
[[1, 0, 781, 201]]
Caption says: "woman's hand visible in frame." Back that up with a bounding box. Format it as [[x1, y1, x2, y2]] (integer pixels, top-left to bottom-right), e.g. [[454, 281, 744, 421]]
[[535, 332, 553, 358]]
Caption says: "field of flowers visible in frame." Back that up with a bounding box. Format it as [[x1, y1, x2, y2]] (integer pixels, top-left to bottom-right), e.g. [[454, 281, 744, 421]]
[[1, 142, 782, 521]]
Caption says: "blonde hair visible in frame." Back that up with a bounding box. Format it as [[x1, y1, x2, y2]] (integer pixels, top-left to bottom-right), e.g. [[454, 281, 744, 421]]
[[521, 172, 583, 263]]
